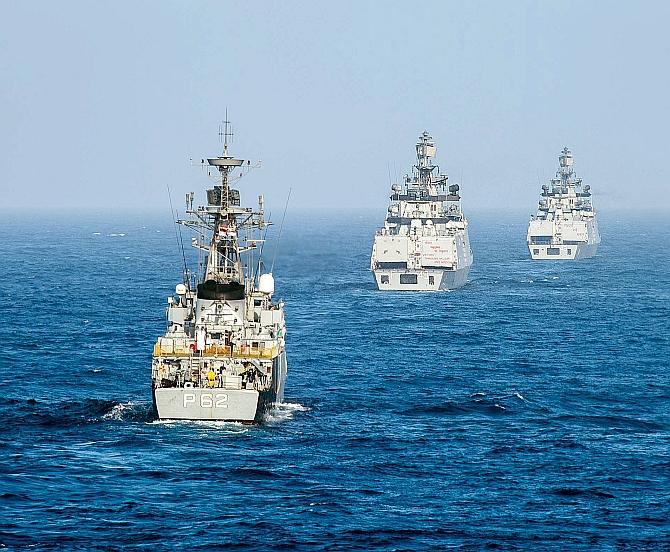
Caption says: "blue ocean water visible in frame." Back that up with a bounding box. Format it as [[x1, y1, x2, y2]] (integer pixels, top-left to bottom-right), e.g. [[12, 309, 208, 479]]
[[1, 210, 669, 550]]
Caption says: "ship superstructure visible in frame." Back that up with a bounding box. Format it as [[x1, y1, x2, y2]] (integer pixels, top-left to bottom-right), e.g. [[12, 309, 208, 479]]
[[527, 147, 600, 260], [370, 131, 473, 291], [151, 123, 287, 422]]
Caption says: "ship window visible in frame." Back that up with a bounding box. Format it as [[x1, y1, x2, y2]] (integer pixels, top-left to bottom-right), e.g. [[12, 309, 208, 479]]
[[567, 248, 572, 255], [547, 247, 560, 255], [381, 275, 389, 284], [429, 276, 435, 285], [533, 249, 539, 255], [400, 274, 418, 284]]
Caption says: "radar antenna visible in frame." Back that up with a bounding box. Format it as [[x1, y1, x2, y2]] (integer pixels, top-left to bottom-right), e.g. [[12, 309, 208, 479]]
[[219, 109, 234, 156]]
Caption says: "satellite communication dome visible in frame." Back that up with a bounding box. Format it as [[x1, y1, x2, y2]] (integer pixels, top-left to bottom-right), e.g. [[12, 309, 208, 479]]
[[258, 273, 275, 295], [175, 284, 187, 295]]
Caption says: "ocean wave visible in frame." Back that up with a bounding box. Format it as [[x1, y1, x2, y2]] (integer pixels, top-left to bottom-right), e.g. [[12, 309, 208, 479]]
[[401, 391, 531, 417], [101, 401, 152, 422], [551, 487, 616, 499], [0, 398, 153, 429]]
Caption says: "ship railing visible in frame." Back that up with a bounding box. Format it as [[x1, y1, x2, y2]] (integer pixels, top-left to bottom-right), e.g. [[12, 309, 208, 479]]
[[153, 341, 278, 359]]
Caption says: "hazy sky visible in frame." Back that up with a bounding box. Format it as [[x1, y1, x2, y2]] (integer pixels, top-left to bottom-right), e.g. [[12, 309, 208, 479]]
[[2, 1, 669, 214]]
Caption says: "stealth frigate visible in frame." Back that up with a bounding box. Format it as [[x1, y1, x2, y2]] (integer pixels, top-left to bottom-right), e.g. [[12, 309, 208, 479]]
[[527, 147, 600, 260], [371, 131, 473, 290]]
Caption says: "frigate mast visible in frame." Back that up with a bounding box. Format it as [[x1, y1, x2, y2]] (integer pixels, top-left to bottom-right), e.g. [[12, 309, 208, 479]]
[[177, 119, 267, 295], [415, 131, 438, 187], [203, 119, 244, 285]]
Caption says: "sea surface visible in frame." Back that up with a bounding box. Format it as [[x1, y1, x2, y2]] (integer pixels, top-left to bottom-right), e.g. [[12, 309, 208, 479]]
[[1, 210, 669, 550]]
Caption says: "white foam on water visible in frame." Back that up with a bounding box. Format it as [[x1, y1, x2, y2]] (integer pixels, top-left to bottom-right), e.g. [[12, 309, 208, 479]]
[[514, 392, 525, 401], [280, 402, 310, 412], [150, 419, 249, 434], [103, 401, 135, 421], [92, 232, 101, 235], [265, 402, 310, 424], [72, 441, 101, 447]]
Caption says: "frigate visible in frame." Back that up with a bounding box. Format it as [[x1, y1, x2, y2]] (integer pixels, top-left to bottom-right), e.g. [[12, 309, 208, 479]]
[[151, 122, 287, 422], [370, 131, 473, 291], [527, 147, 600, 260]]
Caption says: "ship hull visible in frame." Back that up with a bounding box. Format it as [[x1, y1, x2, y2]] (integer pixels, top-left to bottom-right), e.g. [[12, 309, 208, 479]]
[[152, 351, 287, 423], [527, 215, 600, 261], [372, 266, 470, 291], [528, 242, 599, 260]]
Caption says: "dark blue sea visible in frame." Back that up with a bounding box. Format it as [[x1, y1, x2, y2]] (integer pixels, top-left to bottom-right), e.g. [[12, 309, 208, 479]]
[[1, 210, 669, 551]]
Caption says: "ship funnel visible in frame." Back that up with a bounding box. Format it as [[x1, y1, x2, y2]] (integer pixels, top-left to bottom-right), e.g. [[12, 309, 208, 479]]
[[258, 273, 275, 295]]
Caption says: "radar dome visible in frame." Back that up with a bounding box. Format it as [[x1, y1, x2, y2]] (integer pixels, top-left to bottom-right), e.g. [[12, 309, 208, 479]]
[[175, 284, 187, 295], [258, 273, 275, 295]]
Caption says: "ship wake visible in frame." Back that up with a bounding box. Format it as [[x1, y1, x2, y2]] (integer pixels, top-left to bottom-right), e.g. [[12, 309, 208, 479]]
[[264, 402, 310, 424]]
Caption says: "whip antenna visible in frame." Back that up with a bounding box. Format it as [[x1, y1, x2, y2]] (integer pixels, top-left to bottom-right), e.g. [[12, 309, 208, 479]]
[[271, 188, 292, 273], [167, 185, 188, 281], [253, 212, 272, 285]]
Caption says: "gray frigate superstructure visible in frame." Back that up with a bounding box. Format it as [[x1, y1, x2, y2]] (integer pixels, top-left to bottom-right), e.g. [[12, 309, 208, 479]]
[[371, 131, 473, 291], [527, 147, 600, 260], [151, 123, 287, 422]]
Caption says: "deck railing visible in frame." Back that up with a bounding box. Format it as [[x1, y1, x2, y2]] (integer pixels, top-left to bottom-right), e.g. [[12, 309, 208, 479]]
[[153, 342, 278, 359]]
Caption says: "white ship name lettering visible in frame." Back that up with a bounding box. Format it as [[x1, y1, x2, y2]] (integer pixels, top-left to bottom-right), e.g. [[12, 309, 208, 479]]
[[183, 393, 229, 408]]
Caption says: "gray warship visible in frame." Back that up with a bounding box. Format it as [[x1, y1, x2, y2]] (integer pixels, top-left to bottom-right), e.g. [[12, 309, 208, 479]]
[[527, 147, 600, 260], [370, 131, 473, 291], [151, 123, 287, 422]]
